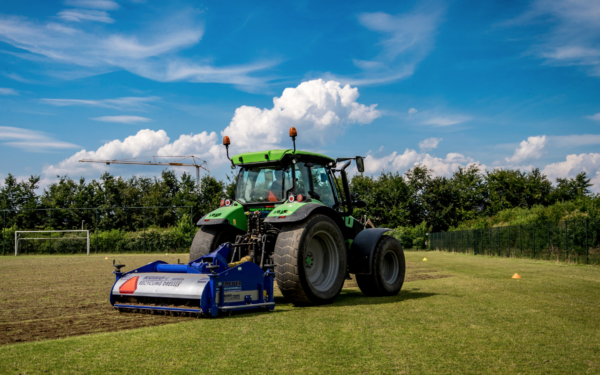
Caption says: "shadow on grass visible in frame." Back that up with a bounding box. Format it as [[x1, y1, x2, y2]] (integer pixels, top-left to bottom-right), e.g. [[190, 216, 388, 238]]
[[223, 290, 438, 319], [330, 289, 438, 307]]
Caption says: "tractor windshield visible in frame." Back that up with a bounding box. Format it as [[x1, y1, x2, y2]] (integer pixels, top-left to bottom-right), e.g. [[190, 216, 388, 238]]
[[235, 165, 291, 203], [235, 163, 320, 204]]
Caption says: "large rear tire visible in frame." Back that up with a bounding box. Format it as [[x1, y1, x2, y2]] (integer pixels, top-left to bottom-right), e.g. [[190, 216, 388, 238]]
[[189, 226, 239, 262], [274, 214, 347, 305], [356, 236, 405, 296]]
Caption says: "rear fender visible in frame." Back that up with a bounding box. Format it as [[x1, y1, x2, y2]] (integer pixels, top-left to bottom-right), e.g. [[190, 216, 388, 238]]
[[348, 228, 391, 275]]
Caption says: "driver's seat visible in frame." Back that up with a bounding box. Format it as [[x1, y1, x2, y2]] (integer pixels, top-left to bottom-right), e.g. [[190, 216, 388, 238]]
[[268, 179, 282, 202]]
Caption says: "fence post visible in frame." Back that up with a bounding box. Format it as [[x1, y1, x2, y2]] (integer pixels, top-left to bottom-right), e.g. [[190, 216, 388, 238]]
[[533, 223, 536, 259], [48, 209, 52, 255], [519, 225, 522, 255], [585, 218, 589, 264], [95, 209, 98, 254], [508, 225, 510, 257], [547, 222, 550, 259], [565, 220, 568, 260], [533, 223, 535, 259], [497, 227, 500, 256], [143, 207, 146, 254]]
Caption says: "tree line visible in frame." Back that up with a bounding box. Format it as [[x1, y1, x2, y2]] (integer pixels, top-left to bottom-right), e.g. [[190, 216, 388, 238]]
[[351, 165, 594, 232], [0, 165, 594, 234]]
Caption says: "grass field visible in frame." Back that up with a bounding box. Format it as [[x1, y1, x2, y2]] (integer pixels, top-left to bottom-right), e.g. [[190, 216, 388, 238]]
[[1, 251, 599, 374]]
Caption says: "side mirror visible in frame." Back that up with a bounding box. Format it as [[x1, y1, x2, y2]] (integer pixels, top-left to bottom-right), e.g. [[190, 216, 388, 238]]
[[356, 156, 365, 173], [353, 200, 367, 208]]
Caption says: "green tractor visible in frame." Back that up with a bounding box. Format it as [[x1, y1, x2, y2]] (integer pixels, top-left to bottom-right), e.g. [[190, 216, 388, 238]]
[[190, 127, 405, 305]]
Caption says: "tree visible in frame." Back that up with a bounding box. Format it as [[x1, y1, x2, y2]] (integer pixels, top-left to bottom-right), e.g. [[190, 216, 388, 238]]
[[350, 172, 411, 228], [550, 172, 593, 203]]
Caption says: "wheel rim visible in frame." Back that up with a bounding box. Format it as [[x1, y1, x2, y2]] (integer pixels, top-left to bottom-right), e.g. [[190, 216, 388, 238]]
[[305, 230, 339, 292], [381, 250, 399, 284]]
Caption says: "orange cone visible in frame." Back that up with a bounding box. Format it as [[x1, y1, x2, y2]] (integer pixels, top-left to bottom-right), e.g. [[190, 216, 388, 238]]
[[512, 273, 521, 279]]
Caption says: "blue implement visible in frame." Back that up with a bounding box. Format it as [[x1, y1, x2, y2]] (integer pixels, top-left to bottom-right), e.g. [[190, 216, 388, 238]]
[[110, 243, 275, 317]]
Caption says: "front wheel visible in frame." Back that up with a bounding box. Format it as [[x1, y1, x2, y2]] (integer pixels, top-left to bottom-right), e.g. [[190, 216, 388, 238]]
[[356, 236, 405, 296], [274, 214, 347, 305]]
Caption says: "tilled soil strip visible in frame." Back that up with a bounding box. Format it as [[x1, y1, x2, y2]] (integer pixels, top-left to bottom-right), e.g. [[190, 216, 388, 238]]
[[0, 256, 449, 346]]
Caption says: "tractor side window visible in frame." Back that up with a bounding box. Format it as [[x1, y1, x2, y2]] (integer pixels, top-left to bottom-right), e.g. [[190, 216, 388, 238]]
[[311, 164, 336, 207]]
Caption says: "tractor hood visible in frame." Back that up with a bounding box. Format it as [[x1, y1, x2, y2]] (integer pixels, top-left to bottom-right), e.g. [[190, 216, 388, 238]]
[[198, 202, 247, 231]]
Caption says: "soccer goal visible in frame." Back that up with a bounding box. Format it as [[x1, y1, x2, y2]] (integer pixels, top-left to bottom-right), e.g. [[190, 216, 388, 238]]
[[14, 230, 90, 256]]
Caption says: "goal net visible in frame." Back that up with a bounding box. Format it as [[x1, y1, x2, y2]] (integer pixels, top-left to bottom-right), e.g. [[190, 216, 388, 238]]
[[14, 230, 90, 256]]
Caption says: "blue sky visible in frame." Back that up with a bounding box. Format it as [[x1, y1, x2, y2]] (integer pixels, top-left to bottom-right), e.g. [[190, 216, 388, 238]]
[[1, 0, 600, 191]]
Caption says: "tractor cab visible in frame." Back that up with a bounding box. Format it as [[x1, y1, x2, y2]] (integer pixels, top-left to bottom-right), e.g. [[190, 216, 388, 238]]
[[232, 150, 339, 209]]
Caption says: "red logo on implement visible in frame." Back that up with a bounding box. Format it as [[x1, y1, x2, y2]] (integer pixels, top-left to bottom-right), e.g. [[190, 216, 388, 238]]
[[119, 276, 139, 294]]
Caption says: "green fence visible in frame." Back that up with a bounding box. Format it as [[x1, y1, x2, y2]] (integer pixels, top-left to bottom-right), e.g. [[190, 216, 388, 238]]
[[1, 206, 199, 255], [429, 219, 600, 265]]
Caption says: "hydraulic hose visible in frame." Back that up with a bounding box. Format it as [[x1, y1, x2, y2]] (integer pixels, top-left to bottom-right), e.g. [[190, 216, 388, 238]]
[[228, 256, 252, 268]]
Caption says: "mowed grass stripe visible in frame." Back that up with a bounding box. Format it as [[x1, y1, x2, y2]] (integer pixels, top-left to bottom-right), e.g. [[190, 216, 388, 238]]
[[0, 251, 599, 374]]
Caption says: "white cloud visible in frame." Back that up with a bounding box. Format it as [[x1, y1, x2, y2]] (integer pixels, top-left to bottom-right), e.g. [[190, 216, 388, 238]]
[[421, 116, 471, 126], [157, 132, 223, 162], [0, 88, 18, 95], [5, 72, 37, 83], [505, 135, 547, 163], [46, 80, 379, 178], [221, 79, 380, 151], [327, 6, 444, 85], [542, 153, 600, 192], [58, 10, 114, 23], [92, 115, 151, 124], [586, 113, 600, 121], [507, 0, 600, 76], [0, 126, 79, 152], [45, 129, 170, 176], [0, 88, 19, 95], [408, 108, 418, 115], [43, 129, 223, 177], [0, 12, 275, 88], [42, 96, 159, 110], [364, 148, 480, 177], [63, 0, 120, 10], [418, 137, 442, 151]]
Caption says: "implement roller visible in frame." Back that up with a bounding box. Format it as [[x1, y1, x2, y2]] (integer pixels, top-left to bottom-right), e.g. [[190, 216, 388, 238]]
[[110, 243, 275, 317]]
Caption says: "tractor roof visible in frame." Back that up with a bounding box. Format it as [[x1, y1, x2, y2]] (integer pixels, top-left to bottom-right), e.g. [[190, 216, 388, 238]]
[[232, 149, 335, 165]]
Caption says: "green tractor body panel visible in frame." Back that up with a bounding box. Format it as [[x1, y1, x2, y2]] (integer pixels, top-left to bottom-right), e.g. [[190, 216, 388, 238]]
[[232, 149, 335, 165], [200, 202, 247, 231]]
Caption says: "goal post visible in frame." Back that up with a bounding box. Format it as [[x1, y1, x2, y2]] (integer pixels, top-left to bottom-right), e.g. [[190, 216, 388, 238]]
[[14, 230, 90, 256]]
